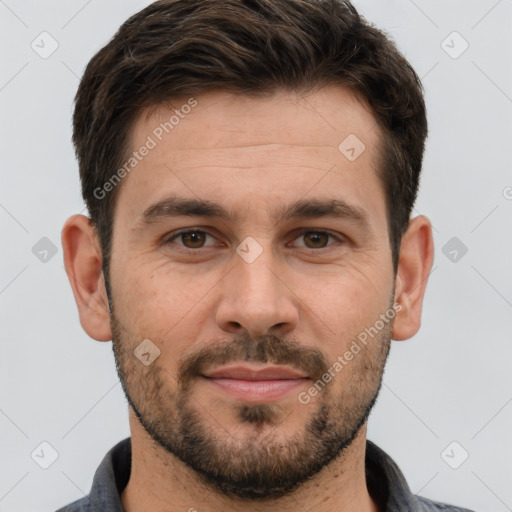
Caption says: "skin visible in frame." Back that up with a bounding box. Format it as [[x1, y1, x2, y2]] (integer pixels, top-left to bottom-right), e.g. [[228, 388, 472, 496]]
[[62, 85, 434, 512]]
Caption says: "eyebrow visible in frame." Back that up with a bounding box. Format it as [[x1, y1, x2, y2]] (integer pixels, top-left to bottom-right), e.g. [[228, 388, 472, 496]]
[[139, 195, 371, 231]]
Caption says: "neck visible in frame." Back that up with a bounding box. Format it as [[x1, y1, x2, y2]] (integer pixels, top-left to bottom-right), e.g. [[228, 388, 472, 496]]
[[121, 409, 379, 512]]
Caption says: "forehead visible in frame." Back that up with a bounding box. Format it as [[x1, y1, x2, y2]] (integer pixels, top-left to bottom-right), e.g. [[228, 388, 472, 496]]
[[115, 86, 386, 228], [137, 86, 380, 156]]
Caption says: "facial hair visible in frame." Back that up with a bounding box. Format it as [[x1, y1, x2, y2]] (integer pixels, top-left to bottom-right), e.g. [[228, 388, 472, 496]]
[[110, 302, 393, 500]]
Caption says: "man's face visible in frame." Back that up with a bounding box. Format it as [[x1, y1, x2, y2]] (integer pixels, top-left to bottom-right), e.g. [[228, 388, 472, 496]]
[[108, 86, 396, 499]]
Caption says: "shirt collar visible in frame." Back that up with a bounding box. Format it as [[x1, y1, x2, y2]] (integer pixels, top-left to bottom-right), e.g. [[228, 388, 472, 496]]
[[76, 437, 423, 511]]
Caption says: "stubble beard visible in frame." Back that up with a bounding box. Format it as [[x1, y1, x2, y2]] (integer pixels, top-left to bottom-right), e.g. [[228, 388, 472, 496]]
[[110, 306, 392, 500]]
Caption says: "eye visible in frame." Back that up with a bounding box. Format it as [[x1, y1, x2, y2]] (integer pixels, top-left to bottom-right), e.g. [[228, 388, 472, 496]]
[[163, 228, 345, 252], [290, 230, 343, 249], [164, 229, 217, 249]]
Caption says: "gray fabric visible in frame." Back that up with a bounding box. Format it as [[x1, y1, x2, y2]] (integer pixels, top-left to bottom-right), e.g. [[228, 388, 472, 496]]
[[55, 437, 476, 512]]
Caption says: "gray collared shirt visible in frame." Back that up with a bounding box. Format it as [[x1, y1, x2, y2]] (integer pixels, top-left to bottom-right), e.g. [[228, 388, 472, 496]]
[[55, 438, 476, 512]]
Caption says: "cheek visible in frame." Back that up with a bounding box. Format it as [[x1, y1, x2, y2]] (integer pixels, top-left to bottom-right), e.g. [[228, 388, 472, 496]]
[[306, 262, 392, 347], [113, 264, 217, 365], [115, 259, 211, 324]]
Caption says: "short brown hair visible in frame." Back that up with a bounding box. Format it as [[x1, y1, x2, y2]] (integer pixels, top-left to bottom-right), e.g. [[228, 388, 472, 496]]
[[73, 0, 427, 282]]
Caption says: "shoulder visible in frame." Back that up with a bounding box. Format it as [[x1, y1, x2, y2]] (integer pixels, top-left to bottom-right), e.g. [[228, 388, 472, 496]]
[[54, 496, 91, 512], [54, 437, 131, 512]]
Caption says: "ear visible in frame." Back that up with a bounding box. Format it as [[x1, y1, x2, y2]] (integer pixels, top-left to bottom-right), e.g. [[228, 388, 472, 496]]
[[392, 215, 434, 341], [61, 214, 112, 341]]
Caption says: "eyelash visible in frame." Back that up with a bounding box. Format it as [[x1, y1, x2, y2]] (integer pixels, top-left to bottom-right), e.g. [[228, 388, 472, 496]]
[[163, 228, 345, 252]]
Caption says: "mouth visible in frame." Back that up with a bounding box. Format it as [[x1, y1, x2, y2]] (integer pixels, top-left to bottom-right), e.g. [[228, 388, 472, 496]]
[[200, 364, 309, 402]]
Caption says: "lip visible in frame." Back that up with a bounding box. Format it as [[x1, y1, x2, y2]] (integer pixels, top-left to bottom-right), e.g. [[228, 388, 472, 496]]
[[202, 364, 308, 380], [201, 365, 309, 402]]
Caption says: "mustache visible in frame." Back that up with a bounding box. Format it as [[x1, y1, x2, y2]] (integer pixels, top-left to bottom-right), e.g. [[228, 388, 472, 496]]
[[178, 335, 329, 390]]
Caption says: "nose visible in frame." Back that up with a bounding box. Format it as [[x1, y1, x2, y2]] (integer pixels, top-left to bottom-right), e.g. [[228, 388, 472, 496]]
[[215, 244, 299, 338]]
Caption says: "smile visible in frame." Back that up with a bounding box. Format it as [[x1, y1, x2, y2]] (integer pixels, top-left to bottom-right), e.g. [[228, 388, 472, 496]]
[[201, 364, 309, 402]]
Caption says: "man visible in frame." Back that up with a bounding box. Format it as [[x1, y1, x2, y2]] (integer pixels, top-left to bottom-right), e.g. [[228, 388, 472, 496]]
[[57, 0, 475, 511]]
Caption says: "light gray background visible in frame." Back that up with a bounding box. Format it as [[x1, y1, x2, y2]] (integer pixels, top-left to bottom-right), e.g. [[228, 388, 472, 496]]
[[1, 1, 511, 511]]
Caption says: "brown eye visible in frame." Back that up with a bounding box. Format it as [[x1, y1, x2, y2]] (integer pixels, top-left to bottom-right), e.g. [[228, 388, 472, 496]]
[[166, 229, 215, 249], [181, 231, 207, 248], [291, 230, 340, 249], [303, 232, 330, 248]]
